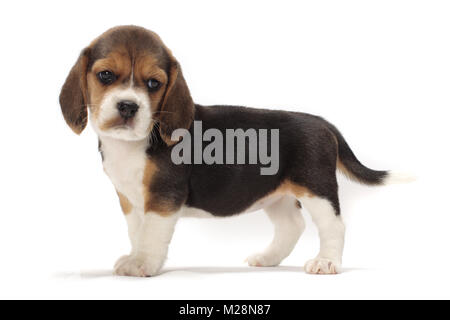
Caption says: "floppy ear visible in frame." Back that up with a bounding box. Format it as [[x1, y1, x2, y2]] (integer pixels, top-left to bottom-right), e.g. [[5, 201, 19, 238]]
[[157, 55, 194, 145], [59, 48, 90, 135]]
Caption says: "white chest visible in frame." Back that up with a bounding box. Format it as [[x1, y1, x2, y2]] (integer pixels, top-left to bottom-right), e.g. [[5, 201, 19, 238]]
[[100, 137, 148, 208]]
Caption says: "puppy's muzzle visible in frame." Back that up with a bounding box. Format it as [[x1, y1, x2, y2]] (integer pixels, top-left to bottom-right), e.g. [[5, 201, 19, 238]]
[[117, 100, 139, 120]]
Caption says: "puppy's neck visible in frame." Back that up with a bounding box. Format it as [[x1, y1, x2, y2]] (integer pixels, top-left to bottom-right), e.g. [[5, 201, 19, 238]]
[[99, 135, 148, 159]]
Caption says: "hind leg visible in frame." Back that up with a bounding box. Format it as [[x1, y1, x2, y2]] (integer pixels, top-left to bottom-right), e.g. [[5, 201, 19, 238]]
[[300, 195, 345, 274], [247, 196, 305, 267]]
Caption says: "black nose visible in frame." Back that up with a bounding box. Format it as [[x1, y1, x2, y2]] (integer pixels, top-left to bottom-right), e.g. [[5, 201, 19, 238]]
[[117, 101, 139, 119]]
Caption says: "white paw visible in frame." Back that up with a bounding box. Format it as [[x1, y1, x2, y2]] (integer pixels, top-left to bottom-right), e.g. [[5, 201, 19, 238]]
[[246, 253, 281, 267], [304, 258, 341, 274], [113, 255, 163, 277]]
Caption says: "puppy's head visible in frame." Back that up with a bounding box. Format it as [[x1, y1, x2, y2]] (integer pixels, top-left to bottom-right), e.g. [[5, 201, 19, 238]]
[[59, 26, 194, 143]]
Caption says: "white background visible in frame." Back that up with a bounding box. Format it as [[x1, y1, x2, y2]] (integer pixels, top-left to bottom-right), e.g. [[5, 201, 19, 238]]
[[0, 0, 449, 299]]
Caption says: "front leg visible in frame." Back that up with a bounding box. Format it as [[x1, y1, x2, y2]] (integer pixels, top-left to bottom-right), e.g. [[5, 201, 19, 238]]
[[113, 207, 143, 270], [114, 209, 179, 277]]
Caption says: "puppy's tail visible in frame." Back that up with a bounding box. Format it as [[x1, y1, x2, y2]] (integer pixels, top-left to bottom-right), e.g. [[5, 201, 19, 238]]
[[325, 122, 415, 186]]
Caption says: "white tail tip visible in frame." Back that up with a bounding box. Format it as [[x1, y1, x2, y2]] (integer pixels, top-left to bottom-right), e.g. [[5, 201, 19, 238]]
[[383, 171, 417, 185]]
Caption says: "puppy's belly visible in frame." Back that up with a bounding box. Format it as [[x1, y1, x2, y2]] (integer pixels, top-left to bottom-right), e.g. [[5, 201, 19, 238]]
[[243, 194, 284, 213], [181, 193, 284, 218], [181, 206, 215, 218]]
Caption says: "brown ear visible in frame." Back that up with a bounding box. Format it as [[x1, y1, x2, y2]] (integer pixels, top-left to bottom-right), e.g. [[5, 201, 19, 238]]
[[157, 55, 194, 145], [59, 48, 90, 135]]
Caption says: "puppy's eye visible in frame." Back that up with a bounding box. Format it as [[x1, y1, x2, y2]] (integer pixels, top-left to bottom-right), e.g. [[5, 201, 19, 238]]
[[97, 71, 116, 85], [147, 79, 161, 91]]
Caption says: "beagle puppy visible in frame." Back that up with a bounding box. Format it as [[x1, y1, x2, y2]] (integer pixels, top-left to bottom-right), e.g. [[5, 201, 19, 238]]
[[60, 25, 407, 277]]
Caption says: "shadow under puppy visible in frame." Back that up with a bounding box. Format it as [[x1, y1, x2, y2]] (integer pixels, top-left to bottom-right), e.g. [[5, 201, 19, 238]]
[[60, 25, 409, 277]]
